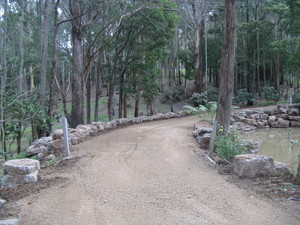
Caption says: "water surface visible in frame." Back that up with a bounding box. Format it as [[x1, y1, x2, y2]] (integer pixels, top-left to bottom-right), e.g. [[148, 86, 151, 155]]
[[242, 128, 300, 174]]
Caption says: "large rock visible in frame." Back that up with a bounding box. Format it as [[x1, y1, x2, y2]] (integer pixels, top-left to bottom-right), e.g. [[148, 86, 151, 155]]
[[291, 121, 300, 127], [50, 139, 65, 154], [91, 122, 105, 132], [52, 129, 63, 140], [274, 161, 293, 177], [234, 122, 256, 131], [271, 118, 290, 128], [68, 128, 89, 145], [0, 219, 19, 225], [0, 199, 6, 209], [25, 136, 52, 157], [260, 113, 269, 120], [26, 145, 50, 157], [288, 108, 299, 116], [3, 159, 40, 175], [234, 154, 276, 178], [2, 171, 38, 188], [278, 107, 288, 114], [199, 133, 211, 150], [289, 116, 300, 121], [268, 115, 277, 123], [245, 140, 260, 153]]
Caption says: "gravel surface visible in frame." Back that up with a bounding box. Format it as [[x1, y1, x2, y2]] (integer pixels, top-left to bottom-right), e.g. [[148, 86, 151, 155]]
[[7, 116, 300, 224]]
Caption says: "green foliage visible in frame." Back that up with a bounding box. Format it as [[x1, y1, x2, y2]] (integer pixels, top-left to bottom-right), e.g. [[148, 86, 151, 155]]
[[215, 128, 247, 162], [183, 105, 207, 115], [263, 86, 280, 101], [188, 92, 208, 107], [161, 86, 184, 104], [292, 89, 300, 103], [206, 86, 219, 102], [234, 89, 253, 106]]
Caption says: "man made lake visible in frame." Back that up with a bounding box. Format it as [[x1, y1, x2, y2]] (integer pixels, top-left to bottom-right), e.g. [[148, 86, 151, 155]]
[[242, 128, 300, 175]]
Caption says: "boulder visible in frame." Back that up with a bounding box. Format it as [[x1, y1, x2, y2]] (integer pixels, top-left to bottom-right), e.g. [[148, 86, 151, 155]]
[[249, 113, 260, 120], [26, 145, 50, 157], [234, 122, 256, 131], [278, 107, 288, 114], [152, 113, 164, 120], [274, 161, 293, 177], [50, 139, 65, 154], [277, 114, 289, 120], [199, 133, 211, 150], [288, 108, 299, 116], [76, 125, 92, 136], [245, 110, 254, 116], [260, 113, 269, 120], [52, 129, 63, 140], [288, 116, 300, 122], [234, 154, 276, 178], [0, 219, 19, 225], [268, 115, 277, 123], [291, 121, 300, 127], [245, 140, 260, 153], [0, 199, 6, 209], [232, 114, 245, 122], [3, 159, 40, 175], [277, 118, 290, 128], [2, 171, 38, 188], [68, 129, 88, 145], [256, 120, 269, 128], [44, 154, 56, 161], [86, 124, 98, 136], [91, 122, 105, 131]]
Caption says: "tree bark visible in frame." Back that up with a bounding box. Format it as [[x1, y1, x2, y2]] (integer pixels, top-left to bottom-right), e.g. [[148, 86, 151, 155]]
[[94, 55, 102, 122], [39, 0, 50, 107], [70, 0, 85, 128], [216, 0, 236, 132], [194, 19, 205, 93], [48, 0, 60, 135], [86, 72, 91, 124]]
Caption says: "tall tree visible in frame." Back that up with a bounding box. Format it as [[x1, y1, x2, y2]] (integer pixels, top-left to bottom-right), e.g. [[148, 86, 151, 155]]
[[216, 0, 236, 131]]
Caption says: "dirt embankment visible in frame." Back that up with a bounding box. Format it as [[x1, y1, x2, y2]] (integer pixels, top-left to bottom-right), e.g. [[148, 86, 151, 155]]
[[1, 116, 300, 225]]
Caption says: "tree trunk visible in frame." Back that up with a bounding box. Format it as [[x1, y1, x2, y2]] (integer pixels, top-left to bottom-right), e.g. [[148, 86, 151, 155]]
[[108, 82, 115, 121], [123, 93, 127, 118], [48, 0, 60, 135], [94, 55, 102, 122], [134, 90, 140, 117], [216, 0, 236, 132], [194, 19, 205, 93], [70, 0, 85, 128], [86, 73, 91, 124], [39, 0, 50, 107]]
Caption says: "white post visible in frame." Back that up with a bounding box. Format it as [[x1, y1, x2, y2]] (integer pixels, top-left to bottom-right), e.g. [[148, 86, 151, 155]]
[[209, 120, 218, 158], [62, 117, 70, 157]]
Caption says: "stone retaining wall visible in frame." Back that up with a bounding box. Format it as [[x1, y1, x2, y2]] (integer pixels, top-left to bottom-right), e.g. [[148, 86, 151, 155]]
[[232, 103, 300, 130]]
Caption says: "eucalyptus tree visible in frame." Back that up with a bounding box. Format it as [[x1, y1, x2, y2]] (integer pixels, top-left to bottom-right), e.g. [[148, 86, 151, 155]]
[[216, 0, 236, 131]]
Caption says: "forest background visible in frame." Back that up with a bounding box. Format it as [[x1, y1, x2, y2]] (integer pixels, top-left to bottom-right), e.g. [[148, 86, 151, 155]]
[[0, 0, 299, 159]]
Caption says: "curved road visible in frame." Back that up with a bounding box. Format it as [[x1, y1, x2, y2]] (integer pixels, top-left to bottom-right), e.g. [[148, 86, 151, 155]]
[[17, 116, 299, 224]]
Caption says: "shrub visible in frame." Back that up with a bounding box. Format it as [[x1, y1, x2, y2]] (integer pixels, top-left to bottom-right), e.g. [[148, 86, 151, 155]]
[[161, 86, 184, 104], [215, 128, 247, 162], [234, 89, 253, 106], [263, 86, 280, 101], [183, 105, 207, 115], [292, 89, 300, 103], [188, 92, 208, 107], [206, 86, 219, 102]]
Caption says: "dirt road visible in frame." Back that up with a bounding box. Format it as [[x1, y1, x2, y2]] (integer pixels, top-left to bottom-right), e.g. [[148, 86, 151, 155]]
[[12, 116, 299, 224]]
